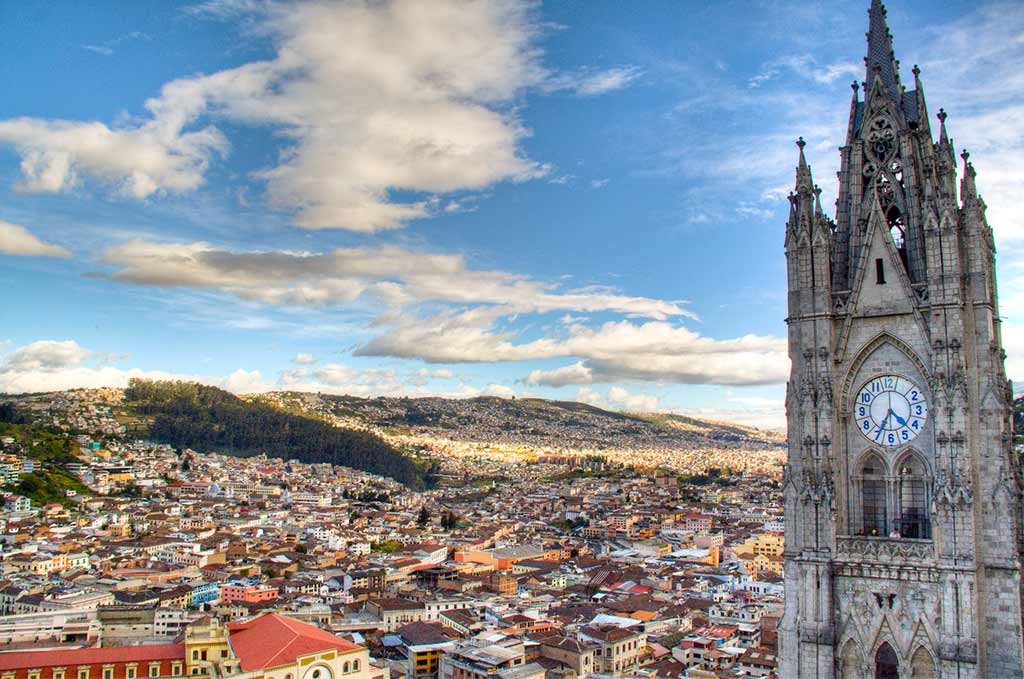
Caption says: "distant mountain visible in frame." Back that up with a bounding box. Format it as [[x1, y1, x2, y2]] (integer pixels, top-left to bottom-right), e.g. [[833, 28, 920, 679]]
[[249, 392, 785, 454]]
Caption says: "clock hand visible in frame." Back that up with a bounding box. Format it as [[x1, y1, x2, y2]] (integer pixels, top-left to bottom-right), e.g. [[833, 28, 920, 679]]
[[891, 410, 908, 427], [874, 409, 893, 440]]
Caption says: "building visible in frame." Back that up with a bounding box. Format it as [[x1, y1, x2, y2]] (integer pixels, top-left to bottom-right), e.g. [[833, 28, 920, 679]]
[[0, 613, 376, 679], [780, 1, 1024, 677], [0, 643, 186, 679], [576, 624, 645, 676], [438, 636, 543, 679]]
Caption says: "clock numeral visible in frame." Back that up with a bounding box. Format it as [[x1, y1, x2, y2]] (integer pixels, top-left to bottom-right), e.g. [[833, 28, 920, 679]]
[[863, 420, 871, 431]]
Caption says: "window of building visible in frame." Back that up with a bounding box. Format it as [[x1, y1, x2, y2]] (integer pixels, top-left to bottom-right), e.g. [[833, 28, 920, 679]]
[[172, 663, 183, 676], [897, 454, 931, 539], [28, 672, 40, 679], [54, 671, 66, 679], [149, 665, 160, 678], [103, 668, 113, 679], [860, 453, 888, 536], [875, 642, 899, 679], [875, 258, 886, 285], [78, 670, 89, 679], [343, 663, 350, 674], [127, 668, 136, 679]]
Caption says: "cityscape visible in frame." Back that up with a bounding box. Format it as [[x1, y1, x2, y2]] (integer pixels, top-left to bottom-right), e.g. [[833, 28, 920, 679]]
[[2, 1, 1024, 678]]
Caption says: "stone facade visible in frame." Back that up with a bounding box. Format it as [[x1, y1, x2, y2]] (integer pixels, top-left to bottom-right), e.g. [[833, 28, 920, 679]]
[[778, 2, 1024, 677]]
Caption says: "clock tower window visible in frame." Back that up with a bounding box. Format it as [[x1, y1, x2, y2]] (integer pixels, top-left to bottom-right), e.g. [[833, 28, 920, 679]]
[[896, 453, 931, 539], [859, 453, 888, 536]]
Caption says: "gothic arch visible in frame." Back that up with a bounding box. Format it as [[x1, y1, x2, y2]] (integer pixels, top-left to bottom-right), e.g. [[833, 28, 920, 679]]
[[855, 447, 892, 475], [839, 331, 931, 413], [874, 641, 900, 679], [892, 447, 931, 476], [837, 638, 866, 679], [909, 645, 937, 678], [855, 450, 889, 536]]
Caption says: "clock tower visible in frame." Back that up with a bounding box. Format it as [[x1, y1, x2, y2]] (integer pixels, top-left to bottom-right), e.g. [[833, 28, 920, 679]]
[[779, 2, 1024, 678]]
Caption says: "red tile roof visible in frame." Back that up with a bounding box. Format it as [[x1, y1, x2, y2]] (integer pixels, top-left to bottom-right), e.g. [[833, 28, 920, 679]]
[[228, 613, 360, 671], [0, 644, 185, 671]]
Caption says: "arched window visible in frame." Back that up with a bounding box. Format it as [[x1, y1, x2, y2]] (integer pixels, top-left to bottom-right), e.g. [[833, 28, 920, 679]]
[[896, 454, 931, 539], [343, 663, 350, 674], [839, 640, 862, 679], [352, 661, 360, 672], [875, 642, 899, 679], [911, 647, 936, 678], [861, 453, 888, 536]]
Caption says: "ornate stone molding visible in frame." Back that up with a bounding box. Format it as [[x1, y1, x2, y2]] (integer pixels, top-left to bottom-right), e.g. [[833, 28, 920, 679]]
[[835, 536, 934, 564]]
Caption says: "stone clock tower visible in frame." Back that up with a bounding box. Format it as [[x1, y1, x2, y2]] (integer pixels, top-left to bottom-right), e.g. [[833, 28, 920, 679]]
[[779, 2, 1024, 677]]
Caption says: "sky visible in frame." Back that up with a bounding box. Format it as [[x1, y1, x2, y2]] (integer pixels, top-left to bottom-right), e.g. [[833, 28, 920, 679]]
[[0, 0, 1022, 430]]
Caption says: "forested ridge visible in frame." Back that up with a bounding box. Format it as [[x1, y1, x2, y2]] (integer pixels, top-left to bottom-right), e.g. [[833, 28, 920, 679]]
[[125, 379, 422, 487]]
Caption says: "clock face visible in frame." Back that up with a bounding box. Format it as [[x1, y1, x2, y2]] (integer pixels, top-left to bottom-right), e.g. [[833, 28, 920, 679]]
[[854, 374, 928, 447]]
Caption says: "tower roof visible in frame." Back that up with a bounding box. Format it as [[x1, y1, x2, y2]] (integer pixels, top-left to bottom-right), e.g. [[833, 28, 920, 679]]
[[865, 0, 901, 104]]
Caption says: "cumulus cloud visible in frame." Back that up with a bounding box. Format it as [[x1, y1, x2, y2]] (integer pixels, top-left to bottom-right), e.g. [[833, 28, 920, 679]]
[[0, 221, 71, 258], [0, 339, 270, 394], [0, 0, 575, 232], [364, 315, 789, 386], [574, 385, 659, 412], [292, 352, 317, 365], [98, 239, 692, 320]]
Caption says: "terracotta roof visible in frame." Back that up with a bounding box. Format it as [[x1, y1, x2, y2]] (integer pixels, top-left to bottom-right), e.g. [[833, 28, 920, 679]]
[[228, 613, 360, 671], [0, 644, 184, 670]]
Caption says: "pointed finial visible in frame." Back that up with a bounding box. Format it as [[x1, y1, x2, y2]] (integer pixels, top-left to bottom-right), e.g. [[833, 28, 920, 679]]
[[796, 137, 806, 150], [937, 108, 949, 144], [851, 80, 860, 93], [912, 64, 920, 79], [961, 149, 970, 163]]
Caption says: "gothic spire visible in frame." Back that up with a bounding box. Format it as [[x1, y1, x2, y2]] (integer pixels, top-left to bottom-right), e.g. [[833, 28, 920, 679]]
[[864, 0, 902, 106], [794, 137, 813, 194]]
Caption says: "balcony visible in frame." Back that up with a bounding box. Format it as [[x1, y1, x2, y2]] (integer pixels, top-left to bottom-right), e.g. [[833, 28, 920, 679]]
[[834, 535, 934, 564]]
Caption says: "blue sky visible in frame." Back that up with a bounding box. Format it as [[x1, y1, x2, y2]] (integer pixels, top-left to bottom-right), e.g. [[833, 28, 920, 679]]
[[1, 0, 1021, 429]]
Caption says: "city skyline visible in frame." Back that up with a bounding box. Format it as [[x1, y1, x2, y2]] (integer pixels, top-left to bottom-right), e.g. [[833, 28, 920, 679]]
[[2, 0, 1021, 429]]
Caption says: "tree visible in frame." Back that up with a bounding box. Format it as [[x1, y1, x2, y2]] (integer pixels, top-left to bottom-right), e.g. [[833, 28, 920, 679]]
[[441, 510, 459, 530], [417, 506, 432, 526]]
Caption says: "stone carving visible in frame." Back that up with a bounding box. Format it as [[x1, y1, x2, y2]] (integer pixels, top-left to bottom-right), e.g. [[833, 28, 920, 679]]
[[835, 536, 934, 563]]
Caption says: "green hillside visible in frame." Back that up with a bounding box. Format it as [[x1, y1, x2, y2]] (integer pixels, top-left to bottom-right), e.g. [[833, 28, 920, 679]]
[[124, 379, 423, 487]]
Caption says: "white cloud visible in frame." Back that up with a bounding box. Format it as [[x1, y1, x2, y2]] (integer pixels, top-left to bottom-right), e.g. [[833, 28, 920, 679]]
[[0, 221, 71, 258], [99, 239, 693, 320], [526, 361, 592, 388], [365, 315, 789, 386], [573, 385, 659, 412], [483, 384, 516, 398], [0, 339, 269, 394], [292, 352, 317, 365], [0, 0, 559, 232], [546, 66, 643, 96]]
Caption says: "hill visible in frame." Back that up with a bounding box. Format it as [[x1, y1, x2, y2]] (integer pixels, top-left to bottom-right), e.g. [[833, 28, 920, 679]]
[[123, 380, 423, 487], [252, 392, 784, 455]]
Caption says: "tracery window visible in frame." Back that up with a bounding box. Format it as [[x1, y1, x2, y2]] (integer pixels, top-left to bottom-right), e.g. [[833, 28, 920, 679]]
[[897, 454, 931, 539], [860, 453, 888, 536]]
